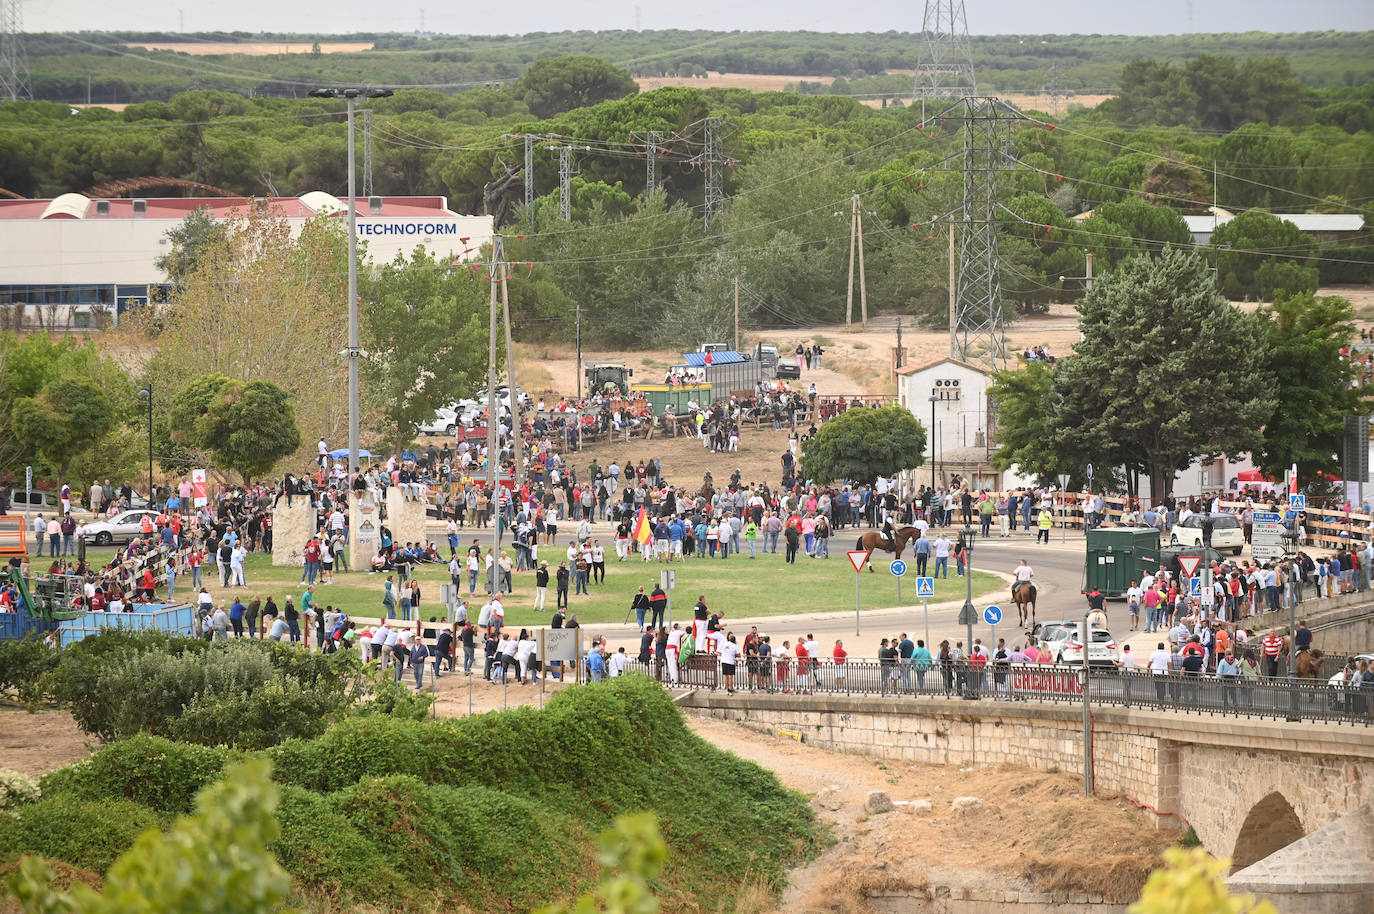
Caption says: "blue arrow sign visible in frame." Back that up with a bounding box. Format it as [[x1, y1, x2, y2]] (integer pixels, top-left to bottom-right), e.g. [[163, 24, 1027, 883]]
[[890, 559, 907, 577], [915, 577, 935, 597], [984, 604, 1003, 625], [1189, 578, 1202, 597]]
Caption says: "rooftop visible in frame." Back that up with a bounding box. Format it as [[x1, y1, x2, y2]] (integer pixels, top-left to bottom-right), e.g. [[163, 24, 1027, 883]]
[[0, 192, 468, 221]]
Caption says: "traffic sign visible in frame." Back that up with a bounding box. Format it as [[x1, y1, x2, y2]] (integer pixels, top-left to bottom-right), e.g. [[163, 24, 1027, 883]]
[[915, 577, 935, 597], [1189, 577, 1202, 597], [846, 550, 870, 574], [889, 559, 907, 577], [1253, 511, 1281, 523], [983, 605, 1003, 625], [1289, 494, 1306, 509], [1177, 555, 1203, 579]]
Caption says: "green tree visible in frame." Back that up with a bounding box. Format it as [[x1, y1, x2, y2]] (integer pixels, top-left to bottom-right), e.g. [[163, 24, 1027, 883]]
[[170, 374, 300, 483], [1210, 209, 1316, 300], [1053, 247, 1274, 499], [800, 406, 927, 485], [10, 376, 116, 485], [516, 56, 638, 119], [988, 362, 1074, 481], [152, 207, 228, 285], [8, 759, 292, 914], [361, 248, 491, 455], [1249, 292, 1368, 482]]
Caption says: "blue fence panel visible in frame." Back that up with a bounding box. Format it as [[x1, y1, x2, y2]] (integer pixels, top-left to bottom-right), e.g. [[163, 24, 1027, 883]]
[[59, 604, 196, 644], [0, 604, 57, 640]]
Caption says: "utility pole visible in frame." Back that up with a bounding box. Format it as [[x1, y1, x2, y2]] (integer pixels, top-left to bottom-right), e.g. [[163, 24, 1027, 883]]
[[525, 134, 535, 231], [948, 224, 957, 357], [485, 235, 503, 566], [896, 317, 904, 370], [500, 260, 523, 489], [362, 109, 373, 198], [575, 302, 583, 400], [703, 116, 724, 231], [845, 195, 858, 326], [558, 146, 572, 222], [733, 276, 740, 352], [645, 130, 661, 195], [857, 199, 869, 329]]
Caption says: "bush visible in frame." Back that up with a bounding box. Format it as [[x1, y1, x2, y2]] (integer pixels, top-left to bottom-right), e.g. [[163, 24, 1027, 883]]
[[1256, 259, 1319, 299], [0, 768, 40, 816], [0, 794, 162, 873], [0, 635, 60, 705], [39, 734, 233, 814]]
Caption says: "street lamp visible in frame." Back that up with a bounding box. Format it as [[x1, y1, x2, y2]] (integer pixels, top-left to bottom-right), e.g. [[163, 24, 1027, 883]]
[[960, 521, 976, 699], [137, 386, 153, 506], [309, 86, 393, 543]]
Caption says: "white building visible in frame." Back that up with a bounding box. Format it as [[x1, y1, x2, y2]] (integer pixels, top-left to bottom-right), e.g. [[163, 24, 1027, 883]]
[[0, 191, 494, 330]]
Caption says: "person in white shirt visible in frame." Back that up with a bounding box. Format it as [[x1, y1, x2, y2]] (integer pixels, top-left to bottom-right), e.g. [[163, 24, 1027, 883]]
[[371, 622, 391, 664], [381, 626, 401, 672], [1148, 642, 1171, 702], [719, 634, 741, 693], [1126, 582, 1143, 631], [230, 544, 248, 587], [665, 625, 684, 683], [608, 646, 629, 677], [516, 635, 538, 683]]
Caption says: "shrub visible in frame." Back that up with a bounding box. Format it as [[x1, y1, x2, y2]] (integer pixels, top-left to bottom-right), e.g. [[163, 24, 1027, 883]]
[[0, 635, 60, 705], [39, 733, 233, 814], [0, 794, 162, 873], [0, 768, 40, 816]]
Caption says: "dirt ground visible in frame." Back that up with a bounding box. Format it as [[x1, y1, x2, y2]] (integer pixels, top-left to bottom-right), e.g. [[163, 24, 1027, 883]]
[[0, 705, 93, 778]]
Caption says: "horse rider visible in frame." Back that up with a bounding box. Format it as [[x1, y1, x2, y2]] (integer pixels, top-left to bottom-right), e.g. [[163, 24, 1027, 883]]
[[1012, 559, 1034, 603], [882, 515, 898, 550], [1085, 587, 1107, 627]]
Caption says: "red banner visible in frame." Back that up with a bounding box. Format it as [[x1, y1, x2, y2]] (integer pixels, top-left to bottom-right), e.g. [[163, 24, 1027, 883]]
[[1011, 667, 1083, 696]]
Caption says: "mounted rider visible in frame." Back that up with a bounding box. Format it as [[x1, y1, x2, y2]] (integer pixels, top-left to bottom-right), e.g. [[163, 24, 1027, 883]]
[[1012, 559, 1035, 602]]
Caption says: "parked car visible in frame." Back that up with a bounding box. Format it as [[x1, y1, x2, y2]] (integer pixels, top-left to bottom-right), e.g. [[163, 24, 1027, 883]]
[[1033, 620, 1119, 667], [83, 510, 159, 546], [7, 488, 63, 512], [417, 407, 459, 437], [474, 386, 532, 411], [1170, 513, 1244, 555]]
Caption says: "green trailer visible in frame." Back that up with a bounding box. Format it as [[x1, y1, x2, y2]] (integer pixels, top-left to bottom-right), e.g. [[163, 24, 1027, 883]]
[[1083, 527, 1161, 597], [631, 383, 714, 414]]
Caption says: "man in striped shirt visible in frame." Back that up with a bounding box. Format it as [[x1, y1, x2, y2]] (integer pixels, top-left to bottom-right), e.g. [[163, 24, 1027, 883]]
[[1261, 629, 1284, 679]]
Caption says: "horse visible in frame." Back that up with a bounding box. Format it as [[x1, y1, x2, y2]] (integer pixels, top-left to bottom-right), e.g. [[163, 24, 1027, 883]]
[[1294, 648, 1326, 680], [854, 527, 919, 572], [1012, 581, 1037, 628]]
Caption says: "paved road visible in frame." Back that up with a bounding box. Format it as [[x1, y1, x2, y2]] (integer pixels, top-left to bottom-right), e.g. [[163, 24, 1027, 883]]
[[589, 527, 1147, 661]]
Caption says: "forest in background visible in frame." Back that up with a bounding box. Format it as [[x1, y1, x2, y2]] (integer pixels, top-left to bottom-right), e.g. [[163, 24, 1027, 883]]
[[17, 29, 1374, 103]]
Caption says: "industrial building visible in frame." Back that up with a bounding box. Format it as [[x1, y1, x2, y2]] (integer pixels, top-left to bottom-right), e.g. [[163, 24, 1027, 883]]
[[0, 191, 494, 331]]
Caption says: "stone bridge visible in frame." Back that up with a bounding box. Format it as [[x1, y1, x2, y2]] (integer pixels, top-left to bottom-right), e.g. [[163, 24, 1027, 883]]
[[679, 691, 1374, 911]]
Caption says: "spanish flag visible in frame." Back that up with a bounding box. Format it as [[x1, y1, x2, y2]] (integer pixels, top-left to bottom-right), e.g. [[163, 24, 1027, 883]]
[[632, 507, 653, 545]]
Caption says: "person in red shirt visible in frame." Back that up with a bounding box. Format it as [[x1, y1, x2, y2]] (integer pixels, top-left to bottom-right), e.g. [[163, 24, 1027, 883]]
[[832, 639, 847, 688], [795, 636, 810, 694], [139, 566, 157, 602], [187, 547, 204, 590]]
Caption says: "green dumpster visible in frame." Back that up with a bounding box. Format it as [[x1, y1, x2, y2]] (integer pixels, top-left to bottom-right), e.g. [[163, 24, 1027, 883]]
[[1083, 527, 1161, 597]]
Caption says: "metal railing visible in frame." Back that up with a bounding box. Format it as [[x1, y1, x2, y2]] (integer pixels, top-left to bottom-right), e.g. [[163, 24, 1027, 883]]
[[621, 657, 1373, 726]]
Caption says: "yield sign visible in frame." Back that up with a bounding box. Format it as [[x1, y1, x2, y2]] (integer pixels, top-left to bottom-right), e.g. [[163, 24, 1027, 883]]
[[846, 550, 870, 573], [1177, 555, 1203, 579]]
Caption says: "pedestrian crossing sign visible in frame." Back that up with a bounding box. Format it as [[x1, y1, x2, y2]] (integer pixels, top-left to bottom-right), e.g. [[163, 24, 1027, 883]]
[[1289, 493, 1306, 509], [1189, 577, 1202, 597], [915, 576, 935, 597]]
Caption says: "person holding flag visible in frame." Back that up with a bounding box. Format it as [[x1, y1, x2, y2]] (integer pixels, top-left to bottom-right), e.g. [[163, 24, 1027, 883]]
[[632, 506, 654, 560]]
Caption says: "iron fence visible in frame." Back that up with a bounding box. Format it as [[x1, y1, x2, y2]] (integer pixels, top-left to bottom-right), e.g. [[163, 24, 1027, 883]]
[[622, 657, 1373, 726]]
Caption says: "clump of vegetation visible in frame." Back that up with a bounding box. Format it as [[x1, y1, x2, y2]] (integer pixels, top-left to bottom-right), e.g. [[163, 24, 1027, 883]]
[[2, 676, 823, 913]]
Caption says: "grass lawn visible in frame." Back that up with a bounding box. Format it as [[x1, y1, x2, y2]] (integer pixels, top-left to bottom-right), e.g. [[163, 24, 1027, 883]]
[[84, 546, 1003, 629]]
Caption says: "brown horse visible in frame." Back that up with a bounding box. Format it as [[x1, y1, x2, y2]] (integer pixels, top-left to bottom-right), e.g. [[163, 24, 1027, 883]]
[[1294, 648, 1326, 680], [855, 527, 920, 572], [1012, 581, 1037, 628]]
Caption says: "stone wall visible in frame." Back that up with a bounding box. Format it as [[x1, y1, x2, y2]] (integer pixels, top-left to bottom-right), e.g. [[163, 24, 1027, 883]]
[[678, 691, 1374, 861], [270, 499, 317, 567], [383, 488, 428, 551]]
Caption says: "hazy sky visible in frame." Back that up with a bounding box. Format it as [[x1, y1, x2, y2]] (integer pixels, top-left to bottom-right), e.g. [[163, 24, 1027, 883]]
[[22, 0, 1374, 37]]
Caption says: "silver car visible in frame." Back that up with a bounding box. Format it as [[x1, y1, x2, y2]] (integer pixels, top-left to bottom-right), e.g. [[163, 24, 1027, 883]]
[[84, 510, 159, 546]]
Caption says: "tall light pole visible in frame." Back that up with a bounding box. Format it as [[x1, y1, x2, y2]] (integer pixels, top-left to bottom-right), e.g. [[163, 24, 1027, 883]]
[[960, 521, 976, 698], [309, 86, 393, 502], [928, 394, 938, 493], [138, 386, 153, 505]]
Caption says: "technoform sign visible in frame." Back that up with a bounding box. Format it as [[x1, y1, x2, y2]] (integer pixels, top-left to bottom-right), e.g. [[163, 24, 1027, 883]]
[[357, 222, 461, 236]]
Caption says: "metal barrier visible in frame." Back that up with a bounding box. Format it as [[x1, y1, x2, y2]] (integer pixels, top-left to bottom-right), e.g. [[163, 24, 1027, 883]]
[[621, 657, 1374, 726]]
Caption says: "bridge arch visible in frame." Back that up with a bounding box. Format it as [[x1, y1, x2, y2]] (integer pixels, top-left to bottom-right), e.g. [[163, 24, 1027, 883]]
[[1231, 791, 1305, 872]]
